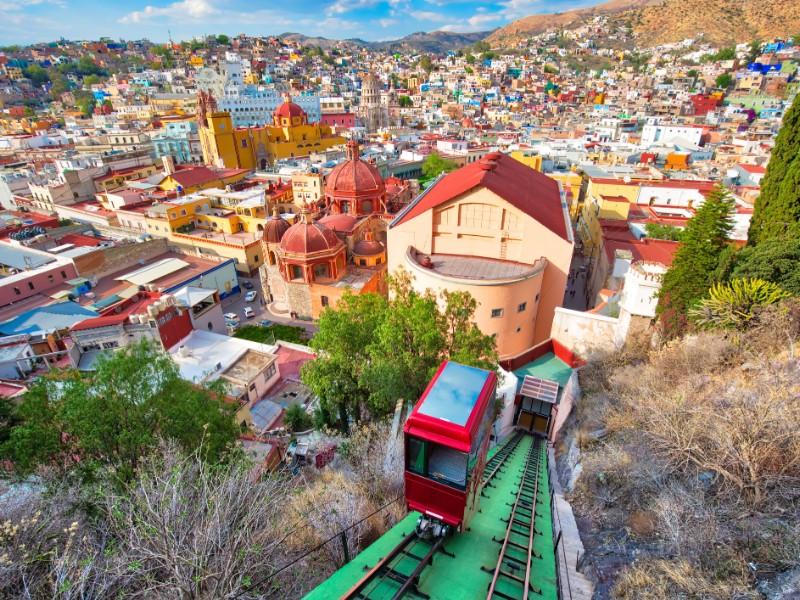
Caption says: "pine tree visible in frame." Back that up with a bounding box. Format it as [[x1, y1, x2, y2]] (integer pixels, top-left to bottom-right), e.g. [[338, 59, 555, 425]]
[[656, 184, 735, 337], [748, 93, 800, 244]]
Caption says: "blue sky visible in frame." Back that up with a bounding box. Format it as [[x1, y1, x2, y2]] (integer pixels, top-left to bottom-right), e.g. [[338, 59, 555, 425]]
[[0, 0, 598, 45]]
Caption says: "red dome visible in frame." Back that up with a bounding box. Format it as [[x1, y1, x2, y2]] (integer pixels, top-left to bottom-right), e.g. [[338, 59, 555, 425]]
[[273, 100, 306, 119], [353, 238, 384, 257], [325, 158, 385, 198], [318, 213, 358, 232], [263, 211, 291, 243], [280, 217, 342, 255]]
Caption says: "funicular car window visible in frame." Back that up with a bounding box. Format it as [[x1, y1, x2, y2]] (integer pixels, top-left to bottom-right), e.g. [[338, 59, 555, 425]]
[[428, 444, 467, 490], [407, 436, 427, 475]]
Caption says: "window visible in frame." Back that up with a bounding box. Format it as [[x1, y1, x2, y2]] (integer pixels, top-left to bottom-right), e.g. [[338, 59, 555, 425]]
[[13, 287, 20, 295], [321, 295, 329, 307], [254, 255, 259, 263], [241, 139, 248, 148], [291, 265, 303, 280], [518, 302, 527, 312], [102, 341, 119, 349], [359, 259, 367, 266], [535, 293, 540, 303], [516, 327, 522, 333], [406, 437, 427, 475], [48, 274, 54, 283], [313, 263, 329, 278], [28, 282, 35, 290], [491, 308, 503, 318], [180, 209, 187, 216], [376, 257, 383, 265]]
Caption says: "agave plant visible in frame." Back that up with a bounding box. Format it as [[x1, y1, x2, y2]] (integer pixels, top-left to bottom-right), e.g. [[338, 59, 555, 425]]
[[689, 278, 791, 329]]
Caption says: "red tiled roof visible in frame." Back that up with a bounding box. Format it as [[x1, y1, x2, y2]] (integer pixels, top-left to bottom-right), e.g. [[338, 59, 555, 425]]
[[737, 163, 766, 174], [70, 314, 127, 331], [604, 237, 680, 267], [392, 153, 568, 240], [165, 166, 219, 188]]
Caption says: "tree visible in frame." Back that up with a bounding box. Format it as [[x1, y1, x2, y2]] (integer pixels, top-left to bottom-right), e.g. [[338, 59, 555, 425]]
[[656, 185, 735, 337], [712, 46, 736, 61], [302, 293, 388, 432], [23, 64, 50, 87], [748, 94, 800, 244], [645, 222, 683, 241], [715, 73, 733, 89], [687, 69, 698, 78], [398, 95, 413, 107], [419, 55, 433, 74], [465, 53, 476, 65], [473, 40, 491, 53], [421, 152, 458, 180], [4, 339, 238, 483], [746, 40, 763, 63], [727, 237, 800, 294], [301, 270, 496, 430], [216, 34, 230, 45], [283, 404, 313, 432]]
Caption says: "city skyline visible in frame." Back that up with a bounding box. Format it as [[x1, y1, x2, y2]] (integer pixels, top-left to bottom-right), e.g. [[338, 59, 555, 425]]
[[0, 0, 600, 45]]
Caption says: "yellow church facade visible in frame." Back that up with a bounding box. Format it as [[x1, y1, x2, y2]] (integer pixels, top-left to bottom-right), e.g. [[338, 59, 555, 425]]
[[197, 93, 346, 170]]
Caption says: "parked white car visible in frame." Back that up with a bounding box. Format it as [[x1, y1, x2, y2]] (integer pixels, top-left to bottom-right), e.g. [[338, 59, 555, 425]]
[[243, 306, 255, 318], [245, 291, 258, 302], [224, 312, 240, 322]]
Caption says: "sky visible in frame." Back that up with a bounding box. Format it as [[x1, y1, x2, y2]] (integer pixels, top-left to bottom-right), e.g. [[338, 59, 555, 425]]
[[0, 0, 599, 45]]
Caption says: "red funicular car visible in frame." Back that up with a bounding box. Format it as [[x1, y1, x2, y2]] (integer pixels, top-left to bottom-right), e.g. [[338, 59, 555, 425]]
[[404, 360, 497, 535]]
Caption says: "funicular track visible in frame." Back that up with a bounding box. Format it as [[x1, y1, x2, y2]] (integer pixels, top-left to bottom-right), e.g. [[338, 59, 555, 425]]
[[341, 432, 527, 600], [483, 436, 544, 600]]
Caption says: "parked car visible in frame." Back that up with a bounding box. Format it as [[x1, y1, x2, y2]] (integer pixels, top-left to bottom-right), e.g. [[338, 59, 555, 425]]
[[259, 319, 273, 327], [224, 312, 240, 323], [225, 320, 239, 333], [243, 306, 255, 318], [241, 280, 254, 290], [245, 291, 258, 302]]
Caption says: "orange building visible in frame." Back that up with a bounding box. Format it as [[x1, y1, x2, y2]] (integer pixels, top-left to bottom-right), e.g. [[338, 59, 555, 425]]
[[387, 153, 574, 360]]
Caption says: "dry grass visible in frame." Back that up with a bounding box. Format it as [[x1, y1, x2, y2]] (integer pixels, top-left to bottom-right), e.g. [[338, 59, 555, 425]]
[[571, 301, 800, 597], [613, 558, 758, 600]]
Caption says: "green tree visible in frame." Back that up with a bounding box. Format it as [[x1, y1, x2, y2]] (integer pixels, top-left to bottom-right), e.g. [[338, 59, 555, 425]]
[[746, 40, 763, 63], [283, 404, 313, 432], [216, 34, 230, 45], [4, 340, 238, 484], [473, 40, 491, 53], [687, 69, 698, 78], [23, 64, 50, 87], [645, 222, 683, 241], [360, 270, 497, 415], [748, 94, 800, 244], [421, 152, 458, 180], [465, 53, 476, 65], [728, 237, 800, 294], [656, 185, 735, 337], [83, 73, 103, 86], [48, 71, 71, 98], [301, 293, 388, 432], [301, 270, 497, 430], [398, 95, 413, 107], [419, 55, 433, 74], [715, 73, 733, 89], [713, 46, 736, 61]]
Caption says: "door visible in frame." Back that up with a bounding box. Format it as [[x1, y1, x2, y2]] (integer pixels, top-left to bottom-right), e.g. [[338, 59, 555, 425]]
[[518, 411, 534, 430], [533, 414, 549, 436]]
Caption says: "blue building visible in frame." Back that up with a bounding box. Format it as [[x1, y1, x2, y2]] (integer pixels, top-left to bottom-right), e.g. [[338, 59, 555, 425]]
[[151, 120, 202, 164]]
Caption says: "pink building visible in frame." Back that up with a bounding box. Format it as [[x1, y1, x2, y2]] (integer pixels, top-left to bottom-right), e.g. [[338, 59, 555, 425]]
[[388, 153, 573, 361]]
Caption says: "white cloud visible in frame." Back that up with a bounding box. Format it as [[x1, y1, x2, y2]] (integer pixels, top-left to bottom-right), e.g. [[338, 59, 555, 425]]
[[409, 10, 448, 22], [326, 0, 380, 16], [379, 18, 398, 27], [120, 0, 218, 23], [468, 13, 501, 27]]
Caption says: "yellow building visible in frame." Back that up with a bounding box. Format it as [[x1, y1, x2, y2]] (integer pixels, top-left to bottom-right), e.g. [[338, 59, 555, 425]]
[[156, 164, 249, 195], [577, 194, 631, 255], [291, 173, 324, 208], [197, 93, 345, 170], [510, 150, 543, 172], [190, 56, 204, 67]]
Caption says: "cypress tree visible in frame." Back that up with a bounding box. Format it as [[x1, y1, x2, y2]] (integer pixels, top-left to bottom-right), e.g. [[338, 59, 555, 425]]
[[748, 93, 800, 244], [656, 184, 735, 337]]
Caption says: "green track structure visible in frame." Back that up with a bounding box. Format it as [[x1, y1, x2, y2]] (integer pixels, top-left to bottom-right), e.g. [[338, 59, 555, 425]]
[[304, 432, 557, 600]]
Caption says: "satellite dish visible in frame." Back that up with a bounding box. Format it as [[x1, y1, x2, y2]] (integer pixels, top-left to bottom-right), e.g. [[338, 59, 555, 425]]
[[623, 175, 631, 183]]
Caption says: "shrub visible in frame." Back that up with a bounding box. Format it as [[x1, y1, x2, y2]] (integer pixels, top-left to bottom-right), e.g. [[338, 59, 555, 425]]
[[283, 404, 312, 432], [689, 278, 791, 329]]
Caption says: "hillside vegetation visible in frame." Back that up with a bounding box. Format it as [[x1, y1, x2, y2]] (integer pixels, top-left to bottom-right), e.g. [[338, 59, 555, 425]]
[[489, 0, 800, 48], [564, 301, 800, 598]]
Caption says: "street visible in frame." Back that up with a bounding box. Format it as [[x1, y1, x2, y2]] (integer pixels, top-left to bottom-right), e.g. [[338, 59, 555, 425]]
[[220, 275, 319, 339]]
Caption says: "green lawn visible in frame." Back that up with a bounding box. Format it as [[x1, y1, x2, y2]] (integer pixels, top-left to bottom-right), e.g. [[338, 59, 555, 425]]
[[234, 324, 309, 345]]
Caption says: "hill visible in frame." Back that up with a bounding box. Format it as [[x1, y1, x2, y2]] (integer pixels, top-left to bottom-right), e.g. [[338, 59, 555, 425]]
[[486, 0, 656, 45], [277, 30, 493, 54], [489, 0, 800, 48]]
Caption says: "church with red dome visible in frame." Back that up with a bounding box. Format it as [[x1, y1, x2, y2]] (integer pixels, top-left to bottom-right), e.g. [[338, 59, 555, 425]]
[[258, 139, 414, 320]]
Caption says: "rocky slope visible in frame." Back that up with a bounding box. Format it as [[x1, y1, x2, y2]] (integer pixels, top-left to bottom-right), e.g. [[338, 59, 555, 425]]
[[488, 0, 800, 48]]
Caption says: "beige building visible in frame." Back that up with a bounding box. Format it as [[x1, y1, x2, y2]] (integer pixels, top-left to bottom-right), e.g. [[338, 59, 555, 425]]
[[388, 152, 573, 360]]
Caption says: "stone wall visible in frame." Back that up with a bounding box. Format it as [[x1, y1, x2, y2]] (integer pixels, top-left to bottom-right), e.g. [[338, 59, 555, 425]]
[[72, 238, 169, 279], [286, 280, 312, 318], [550, 306, 623, 359]]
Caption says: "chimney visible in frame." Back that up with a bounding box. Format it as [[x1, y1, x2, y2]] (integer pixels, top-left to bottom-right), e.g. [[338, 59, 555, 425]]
[[162, 155, 175, 176]]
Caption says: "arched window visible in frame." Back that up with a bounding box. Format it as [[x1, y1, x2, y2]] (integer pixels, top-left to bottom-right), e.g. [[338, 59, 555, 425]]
[[362, 200, 373, 213]]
